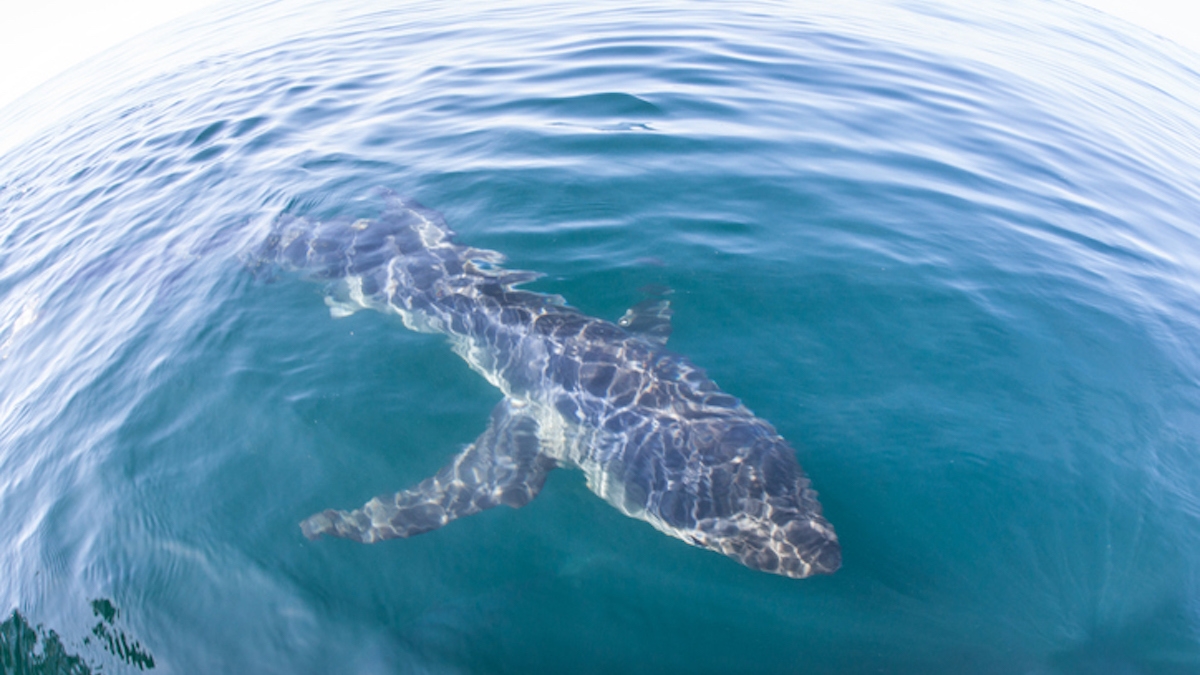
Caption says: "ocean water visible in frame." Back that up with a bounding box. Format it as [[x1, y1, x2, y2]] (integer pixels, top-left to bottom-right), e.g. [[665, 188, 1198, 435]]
[[2, 0, 1200, 672]]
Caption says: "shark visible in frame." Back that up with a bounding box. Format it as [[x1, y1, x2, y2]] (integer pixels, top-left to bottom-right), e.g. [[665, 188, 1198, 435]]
[[258, 195, 840, 578]]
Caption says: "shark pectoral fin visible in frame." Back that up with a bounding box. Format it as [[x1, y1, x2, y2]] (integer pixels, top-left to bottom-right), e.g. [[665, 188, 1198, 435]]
[[301, 398, 554, 543], [617, 288, 673, 346], [323, 277, 372, 318]]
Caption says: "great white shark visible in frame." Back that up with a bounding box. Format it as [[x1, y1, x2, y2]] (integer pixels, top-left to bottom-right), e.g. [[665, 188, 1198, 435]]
[[258, 195, 840, 578]]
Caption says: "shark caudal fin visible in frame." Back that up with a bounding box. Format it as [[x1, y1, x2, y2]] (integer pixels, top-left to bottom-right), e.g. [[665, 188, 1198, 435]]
[[301, 398, 556, 543]]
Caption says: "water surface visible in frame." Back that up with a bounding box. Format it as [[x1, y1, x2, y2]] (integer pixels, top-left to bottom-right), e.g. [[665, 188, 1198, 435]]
[[2, 0, 1200, 672]]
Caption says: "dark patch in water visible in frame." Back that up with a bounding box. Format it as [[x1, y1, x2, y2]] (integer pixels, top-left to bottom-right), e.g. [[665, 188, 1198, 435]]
[[89, 599, 156, 670], [0, 600, 156, 674], [1, 610, 91, 675], [89, 600, 117, 626]]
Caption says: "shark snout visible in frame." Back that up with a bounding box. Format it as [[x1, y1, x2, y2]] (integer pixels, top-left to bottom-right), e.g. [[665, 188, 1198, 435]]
[[777, 516, 841, 577], [810, 531, 842, 574]]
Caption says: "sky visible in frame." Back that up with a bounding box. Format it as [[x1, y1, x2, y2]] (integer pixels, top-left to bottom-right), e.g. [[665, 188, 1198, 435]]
[[0, 0, 222, 113], [0, 0, 1197, 116]]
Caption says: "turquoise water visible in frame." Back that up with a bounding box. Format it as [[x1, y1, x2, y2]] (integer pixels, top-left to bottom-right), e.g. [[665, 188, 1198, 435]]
[[3, 0, 1200, 672]]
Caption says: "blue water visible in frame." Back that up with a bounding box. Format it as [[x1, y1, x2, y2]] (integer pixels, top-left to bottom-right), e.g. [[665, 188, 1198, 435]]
[[2, 0, 1200, 672]]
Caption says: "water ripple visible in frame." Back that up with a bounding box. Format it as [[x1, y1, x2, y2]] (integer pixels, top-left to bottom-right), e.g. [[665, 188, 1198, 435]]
[[1, 0, 1199, 672]]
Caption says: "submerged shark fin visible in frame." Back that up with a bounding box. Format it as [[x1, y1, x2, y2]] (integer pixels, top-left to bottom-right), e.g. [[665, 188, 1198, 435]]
[[301, 398, 555, 543], [617, 290, 673, 346]]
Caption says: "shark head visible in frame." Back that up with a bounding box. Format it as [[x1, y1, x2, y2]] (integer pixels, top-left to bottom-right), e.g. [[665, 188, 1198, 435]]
[[618, 416, 841, 579]]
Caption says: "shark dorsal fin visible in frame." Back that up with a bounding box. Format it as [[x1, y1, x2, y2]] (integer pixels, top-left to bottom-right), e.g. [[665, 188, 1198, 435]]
[[618, 290, 673, 346]]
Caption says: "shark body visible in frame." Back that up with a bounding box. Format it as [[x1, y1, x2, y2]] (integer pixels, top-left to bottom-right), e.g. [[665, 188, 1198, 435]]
[[261, 197, 840, 578]]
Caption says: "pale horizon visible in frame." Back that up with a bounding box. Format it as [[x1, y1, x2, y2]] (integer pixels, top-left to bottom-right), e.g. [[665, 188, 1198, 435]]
[[0, 0, 1196, 124]]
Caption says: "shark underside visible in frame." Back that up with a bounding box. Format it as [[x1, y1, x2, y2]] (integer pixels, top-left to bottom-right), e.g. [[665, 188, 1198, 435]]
[[256, 195, 840, 578]]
